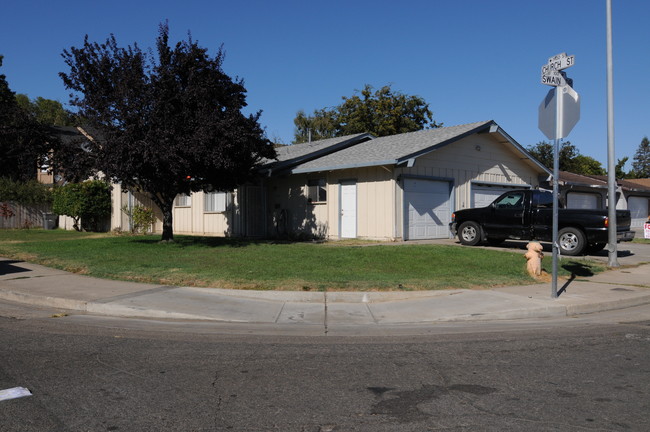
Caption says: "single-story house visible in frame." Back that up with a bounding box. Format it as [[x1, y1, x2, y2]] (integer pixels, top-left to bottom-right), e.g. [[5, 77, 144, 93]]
[[112, 120, 552, 240]]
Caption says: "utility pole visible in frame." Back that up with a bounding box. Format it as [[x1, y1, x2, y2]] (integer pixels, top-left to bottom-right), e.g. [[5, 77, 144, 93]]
[[606, 0, 620, 267]]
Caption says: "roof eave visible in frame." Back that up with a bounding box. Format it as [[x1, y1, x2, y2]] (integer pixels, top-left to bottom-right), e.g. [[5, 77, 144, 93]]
[[289, 160, 398, 174]]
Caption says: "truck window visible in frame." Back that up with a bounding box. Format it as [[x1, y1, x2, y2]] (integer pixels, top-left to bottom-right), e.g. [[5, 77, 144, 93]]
[[532, 191, 561, 208], [533, 191, 553, 208], [494, 192, 524, 209]]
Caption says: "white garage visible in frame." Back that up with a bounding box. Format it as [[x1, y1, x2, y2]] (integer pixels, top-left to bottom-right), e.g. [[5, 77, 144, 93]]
[[566, 192, 600, 209], [628, 196, 649, 228], [404, 178, 452, 240], [471, 184, 526, 208]]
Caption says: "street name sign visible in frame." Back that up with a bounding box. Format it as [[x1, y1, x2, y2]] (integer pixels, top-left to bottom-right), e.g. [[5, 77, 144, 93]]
[[541, 68, 567, 86], [547, 53, 575, 71], [541, 53, 575, 87]]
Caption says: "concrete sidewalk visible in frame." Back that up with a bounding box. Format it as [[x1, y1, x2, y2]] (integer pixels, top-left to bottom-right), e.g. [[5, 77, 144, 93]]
[[1, 250, 650, 326]]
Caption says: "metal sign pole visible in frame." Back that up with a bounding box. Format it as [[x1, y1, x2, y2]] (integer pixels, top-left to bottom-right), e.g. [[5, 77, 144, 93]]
[[551, 88, 562, 298], [539, 52, 578, 299]]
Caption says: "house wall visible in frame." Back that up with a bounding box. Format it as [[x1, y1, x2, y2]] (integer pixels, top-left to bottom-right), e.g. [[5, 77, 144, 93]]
[[265, 167, 395, 240], [165, 191, 237, 236], [110, 185, 242, 237], [266, 133, 541, 241], [326, 166, 395, 240], [266, 175, 329, 238], [394, 133, 541, 238], [105, 132, 542, 241]]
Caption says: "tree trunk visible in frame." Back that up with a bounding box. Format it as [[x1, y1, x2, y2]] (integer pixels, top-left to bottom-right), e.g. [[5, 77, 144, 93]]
[[159, 201, 174, 242]]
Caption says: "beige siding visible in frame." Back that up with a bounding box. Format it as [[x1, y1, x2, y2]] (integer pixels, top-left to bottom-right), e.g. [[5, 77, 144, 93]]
[[393, 133, 542, 239], [267, 175, 329, 238], [111, 185, 164, 233], [111, 184, 236, 236], [328, 166, 396, 240], [107, 131, 542, 240], [58, 215, 76, 230], [173, 206, 193, 233], [396, 133, 540, 209]]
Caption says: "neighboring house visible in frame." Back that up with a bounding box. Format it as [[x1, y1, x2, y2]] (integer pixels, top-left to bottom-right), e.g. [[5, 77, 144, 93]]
[[540, 171, 610, 209], [112, 120, 552, 240], [539, 172, 650, 235], [615, 178, 650, 231]]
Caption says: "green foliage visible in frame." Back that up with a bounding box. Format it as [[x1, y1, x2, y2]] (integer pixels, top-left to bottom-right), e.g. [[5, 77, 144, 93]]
[[293, 108, 338, 142], [571, 155, 606, 176], [526, 141, 605, 175], [52, 180, 111, 231], [615, 157, 629, 178], [0, 56, 55, 181], [293, 84, 440, 143], [632, 137, 650, 178], [15, 94, 75, 126], [121, 204, 156, 234], [0, 177, 52, 205]]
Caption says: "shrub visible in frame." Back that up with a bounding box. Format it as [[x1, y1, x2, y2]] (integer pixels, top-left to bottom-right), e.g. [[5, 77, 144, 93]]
[[52, 180, 111, 231], [0, 177, 52, 205], [121, 204, 156, 234]]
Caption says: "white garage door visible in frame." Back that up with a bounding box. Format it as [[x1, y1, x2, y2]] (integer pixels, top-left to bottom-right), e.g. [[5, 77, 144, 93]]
[[566, 192, 599, 209], [628, 196, 649, 228], [471, 186, 513, 208], [404, 178, 451, 240]]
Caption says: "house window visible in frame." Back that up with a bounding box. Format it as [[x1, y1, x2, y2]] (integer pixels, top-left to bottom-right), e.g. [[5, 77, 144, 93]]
[[307, 178, 326, 203], [174, 193, 192, 207], [204, 191, 230, 213]]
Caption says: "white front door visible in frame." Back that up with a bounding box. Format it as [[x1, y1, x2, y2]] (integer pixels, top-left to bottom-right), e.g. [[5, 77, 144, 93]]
[[340, 182, 357, 238]]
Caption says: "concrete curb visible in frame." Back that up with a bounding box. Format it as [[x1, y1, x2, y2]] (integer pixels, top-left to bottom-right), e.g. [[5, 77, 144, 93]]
[[2, 285, 650, 324]]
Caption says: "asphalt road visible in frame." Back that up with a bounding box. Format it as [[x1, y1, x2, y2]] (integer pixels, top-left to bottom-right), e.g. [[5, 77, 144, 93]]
[[1, 300, 649, 432]]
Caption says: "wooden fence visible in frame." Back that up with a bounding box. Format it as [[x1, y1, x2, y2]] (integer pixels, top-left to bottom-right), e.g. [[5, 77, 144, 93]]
[[0, 202, 55, 229]]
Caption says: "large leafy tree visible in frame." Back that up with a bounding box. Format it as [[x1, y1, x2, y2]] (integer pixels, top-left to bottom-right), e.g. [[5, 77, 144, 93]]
[[0, 56, 53, 181], [293, 84, 440, 143], [631, 137, 650, 178], [59, 23, 275, 241], [15, 94, 76, 126], [615, 156, 629, 179], [526, 141, 605, 175]]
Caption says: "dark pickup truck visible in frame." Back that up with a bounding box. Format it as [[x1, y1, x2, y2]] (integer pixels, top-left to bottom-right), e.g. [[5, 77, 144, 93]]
[[449, 189, 635, 256]]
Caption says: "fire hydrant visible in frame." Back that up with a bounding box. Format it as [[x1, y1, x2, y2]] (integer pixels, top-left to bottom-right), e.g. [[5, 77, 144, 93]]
[[524, 241, 544, 277]]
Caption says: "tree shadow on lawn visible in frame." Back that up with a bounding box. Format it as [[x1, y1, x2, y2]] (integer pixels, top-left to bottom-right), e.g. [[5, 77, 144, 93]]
[[130, 236, 299, 248]]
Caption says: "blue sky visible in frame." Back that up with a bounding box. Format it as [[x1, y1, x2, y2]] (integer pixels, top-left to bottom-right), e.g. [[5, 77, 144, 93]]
[[2, 0, 648, 168]]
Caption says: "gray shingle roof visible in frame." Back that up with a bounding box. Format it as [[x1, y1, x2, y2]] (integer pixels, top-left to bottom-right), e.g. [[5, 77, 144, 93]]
[[262, 133, 374, 174], [288, 121, 494, 174]]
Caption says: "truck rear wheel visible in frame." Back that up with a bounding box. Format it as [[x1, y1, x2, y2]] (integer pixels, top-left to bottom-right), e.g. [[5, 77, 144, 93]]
[[458, 221, 482, 246], [558, 227, 586, 256]]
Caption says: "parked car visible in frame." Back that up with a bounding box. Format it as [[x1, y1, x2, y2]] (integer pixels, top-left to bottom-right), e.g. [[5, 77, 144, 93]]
[[449, 189, 635, 256]]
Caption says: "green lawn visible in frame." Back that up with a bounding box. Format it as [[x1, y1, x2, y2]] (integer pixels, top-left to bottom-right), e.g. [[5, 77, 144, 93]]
[[0, 229, 605, 291]]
